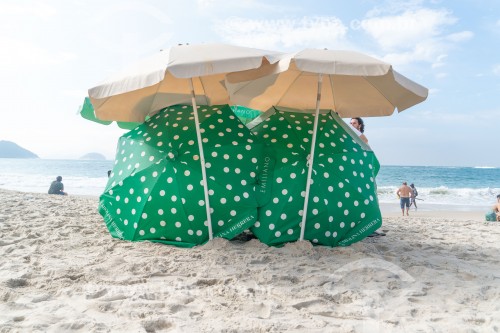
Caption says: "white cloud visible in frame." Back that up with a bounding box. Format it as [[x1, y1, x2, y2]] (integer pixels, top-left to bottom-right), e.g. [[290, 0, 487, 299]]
[[381, 39, 446, 67], [87, 2, 174, 55], [0, 3, 67, 70], [428, 88, 439, 95], [493, 64, 500, 76], [445, 31, 474, 42], [197, 0, 290, 12], [0, 2, 56, 20], [197, 0, 216, 9], [381, 51, 416, 66], [359, 7, 473, 70], [63, 89, 89, 100], [0, 38, 76, 69], [360, 8, 456, 51], [435, 72, 447, 79], [214, 16, 347, 49], [365, 0, 425, 17], [431, 54, 447, 68]]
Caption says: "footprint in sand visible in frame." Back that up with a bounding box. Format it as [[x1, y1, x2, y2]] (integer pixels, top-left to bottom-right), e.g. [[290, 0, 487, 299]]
[[249, 302, 271, 319], [167, 304, 185, 314], [5, 278, 29, 288], [31, 294, 51, 303], [142, 319, 174, 332], [291, 299, 324, 310], [85, 288, 108, 299]]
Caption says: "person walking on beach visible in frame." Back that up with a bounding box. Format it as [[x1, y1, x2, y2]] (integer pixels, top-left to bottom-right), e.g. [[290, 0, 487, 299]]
[[409, 183, 418, 210], [48, 176, 67, 195], [349, 117, 369, 144], [397, 182, 412, 216]]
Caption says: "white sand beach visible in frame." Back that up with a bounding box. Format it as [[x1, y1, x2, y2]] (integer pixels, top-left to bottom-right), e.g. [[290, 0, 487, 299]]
[[1, 188, 499, 332]]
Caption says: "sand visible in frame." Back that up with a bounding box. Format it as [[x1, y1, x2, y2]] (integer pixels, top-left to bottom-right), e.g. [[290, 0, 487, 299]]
[[1, 189, 499, 333]]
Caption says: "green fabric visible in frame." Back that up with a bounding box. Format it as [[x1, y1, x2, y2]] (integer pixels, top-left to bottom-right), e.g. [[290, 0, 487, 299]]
[[231, 105, 262, 124], [99, 104, 267, 247], [115, 121, 142, 130], [79, 97, 141, 130], [80, 97, 112, 125], [248, 107, 382, 247], [485, 210, 497, 222]]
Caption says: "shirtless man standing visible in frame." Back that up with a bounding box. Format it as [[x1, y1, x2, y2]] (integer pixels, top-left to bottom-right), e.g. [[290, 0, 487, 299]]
[[397, 182, 413, 216]]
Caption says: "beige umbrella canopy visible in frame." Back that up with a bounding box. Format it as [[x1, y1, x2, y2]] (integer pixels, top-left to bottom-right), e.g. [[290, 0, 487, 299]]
[[225, 48, 428, 241], [225, 48, 428, 118], [88, 43, 285, 122], [88, 43, 286, 240]]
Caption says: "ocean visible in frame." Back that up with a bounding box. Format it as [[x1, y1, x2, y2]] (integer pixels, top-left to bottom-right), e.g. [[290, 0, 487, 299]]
[[0, 159, 498, 210], [0, 159, 113, 197]]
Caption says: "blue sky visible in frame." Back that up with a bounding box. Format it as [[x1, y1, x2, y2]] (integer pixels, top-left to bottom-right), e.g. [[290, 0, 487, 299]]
[[0, 0, 499, 167]]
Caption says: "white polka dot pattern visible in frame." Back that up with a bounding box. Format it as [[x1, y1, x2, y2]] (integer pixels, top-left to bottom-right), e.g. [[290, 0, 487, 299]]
[[249, 107, 382, 247], [100, 105, 263, 247]]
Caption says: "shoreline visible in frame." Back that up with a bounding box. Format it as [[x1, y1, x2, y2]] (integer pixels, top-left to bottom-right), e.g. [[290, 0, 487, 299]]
[[379, 202, 489, 220], [0, 187, 492, 215]]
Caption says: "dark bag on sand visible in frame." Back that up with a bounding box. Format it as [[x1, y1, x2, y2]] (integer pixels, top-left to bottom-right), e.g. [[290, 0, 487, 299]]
[[485, 211, 497, 222]]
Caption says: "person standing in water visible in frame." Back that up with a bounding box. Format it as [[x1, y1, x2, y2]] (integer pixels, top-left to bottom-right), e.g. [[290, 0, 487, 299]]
[[397, 182, 412, 216], [409, 183, 418, 210]]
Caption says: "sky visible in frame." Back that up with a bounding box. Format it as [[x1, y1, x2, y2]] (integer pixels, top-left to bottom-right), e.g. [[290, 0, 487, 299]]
[[0, 0, 499, 167]]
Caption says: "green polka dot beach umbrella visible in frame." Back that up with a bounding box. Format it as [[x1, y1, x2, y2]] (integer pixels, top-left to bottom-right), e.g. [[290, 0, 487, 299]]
[[89, 43, 285, 241], [99, 104, 267, 248], [226, 49, 427, 243], [248, 107, 381, 247]]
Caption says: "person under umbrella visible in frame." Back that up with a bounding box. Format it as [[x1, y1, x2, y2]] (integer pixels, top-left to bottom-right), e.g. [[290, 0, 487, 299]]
[[349, 117, 368, 145]]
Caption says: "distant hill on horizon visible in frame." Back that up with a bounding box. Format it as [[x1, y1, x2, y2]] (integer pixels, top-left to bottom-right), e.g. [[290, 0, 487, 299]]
[[0, 140, 39, 158], [80, 152, 107, 160]]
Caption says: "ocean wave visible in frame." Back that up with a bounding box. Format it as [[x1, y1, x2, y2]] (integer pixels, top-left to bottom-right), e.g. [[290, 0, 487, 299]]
[[2, 173, 498, 206], [377, 186, 500, 206], [1, 160, 499, 205], [0, 173, 108, 196]]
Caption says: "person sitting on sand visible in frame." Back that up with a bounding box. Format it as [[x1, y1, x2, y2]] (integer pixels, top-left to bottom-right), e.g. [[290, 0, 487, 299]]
[[397, 182, 412, 216], [48, 176, 67, 195], [493, 194, 500, 221]]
